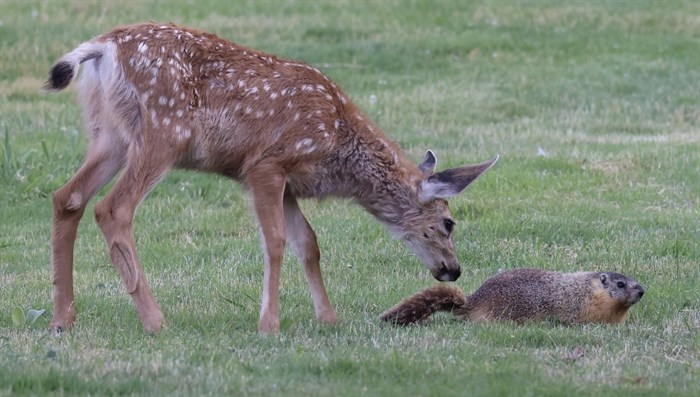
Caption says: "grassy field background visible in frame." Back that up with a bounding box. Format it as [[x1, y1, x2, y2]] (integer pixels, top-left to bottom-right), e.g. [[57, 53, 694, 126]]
[[1, 0, 698, 396]]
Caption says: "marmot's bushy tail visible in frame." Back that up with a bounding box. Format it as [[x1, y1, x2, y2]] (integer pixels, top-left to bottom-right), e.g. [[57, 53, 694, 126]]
[[379, 285, 468, 325], [44, 41, 105, 91]]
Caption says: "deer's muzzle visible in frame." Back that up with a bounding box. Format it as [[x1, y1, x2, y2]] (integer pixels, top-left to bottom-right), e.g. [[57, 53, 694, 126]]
[[433, 262, 461, 282]]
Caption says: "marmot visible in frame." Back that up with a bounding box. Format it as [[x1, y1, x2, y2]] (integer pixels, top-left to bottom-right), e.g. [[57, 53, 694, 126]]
[[380, 269, 644, 325]]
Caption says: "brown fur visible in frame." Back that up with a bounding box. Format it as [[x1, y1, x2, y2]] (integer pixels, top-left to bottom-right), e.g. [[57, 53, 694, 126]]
[[380, 269, 644, 325], [45, 22, 498, 334]]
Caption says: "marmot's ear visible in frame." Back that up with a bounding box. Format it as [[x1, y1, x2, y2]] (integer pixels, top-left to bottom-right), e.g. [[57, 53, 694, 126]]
[[600, 273, 608, 285]]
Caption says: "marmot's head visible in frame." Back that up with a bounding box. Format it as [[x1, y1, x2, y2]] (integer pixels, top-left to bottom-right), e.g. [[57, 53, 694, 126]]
[[599, 272, 645, 307]]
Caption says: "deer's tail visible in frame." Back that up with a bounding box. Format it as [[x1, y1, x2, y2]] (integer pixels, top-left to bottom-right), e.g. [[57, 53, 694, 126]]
[[44, 40, 106, 91], [380, 285, 469, 326]]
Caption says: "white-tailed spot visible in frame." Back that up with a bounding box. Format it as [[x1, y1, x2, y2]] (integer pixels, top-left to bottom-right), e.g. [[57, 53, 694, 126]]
[[150, 109, 160, 128], [174, 125, 192, 141], [295, 138, 313, 150], [179, 128, 191, 141]]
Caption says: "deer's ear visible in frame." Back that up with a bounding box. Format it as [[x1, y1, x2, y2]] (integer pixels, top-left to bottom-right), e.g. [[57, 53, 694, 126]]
[[419, 155, 499, 202], [418, 150, 437, 177]]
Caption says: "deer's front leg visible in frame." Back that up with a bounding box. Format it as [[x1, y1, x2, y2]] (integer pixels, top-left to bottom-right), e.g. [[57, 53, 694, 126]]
[[246, 168, 287, 334], [283, 193, 337, 326], [51, 141, 124, 333]]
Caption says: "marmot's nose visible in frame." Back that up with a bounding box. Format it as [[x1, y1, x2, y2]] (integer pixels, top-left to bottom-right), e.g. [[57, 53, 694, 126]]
[[635, 285, 645, 299]]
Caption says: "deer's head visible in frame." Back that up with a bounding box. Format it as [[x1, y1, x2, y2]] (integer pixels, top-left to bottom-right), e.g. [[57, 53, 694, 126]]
[[398, 151, 498, 282]]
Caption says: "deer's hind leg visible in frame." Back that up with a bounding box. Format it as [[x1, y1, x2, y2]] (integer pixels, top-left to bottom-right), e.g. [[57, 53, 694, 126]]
[[51, 135, 126, 333], [93, 137, 178, 333], [283, 192, 337, 325], [51, 66, 128, 334]]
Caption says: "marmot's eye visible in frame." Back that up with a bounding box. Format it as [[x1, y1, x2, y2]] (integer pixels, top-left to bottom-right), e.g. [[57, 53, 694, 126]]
[[443, 219, 455, 234], [616, 281, 626, 288]]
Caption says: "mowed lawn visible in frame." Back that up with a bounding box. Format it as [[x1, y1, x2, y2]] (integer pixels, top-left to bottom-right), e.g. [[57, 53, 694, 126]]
[[1, 1, 698, 396]]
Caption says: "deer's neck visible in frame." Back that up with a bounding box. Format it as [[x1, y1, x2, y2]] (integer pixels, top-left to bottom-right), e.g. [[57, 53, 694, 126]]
[[333, 115, 422, 228]]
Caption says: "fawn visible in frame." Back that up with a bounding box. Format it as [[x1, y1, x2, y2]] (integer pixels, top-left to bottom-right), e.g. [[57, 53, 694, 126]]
[[45, 22, 498, 334]]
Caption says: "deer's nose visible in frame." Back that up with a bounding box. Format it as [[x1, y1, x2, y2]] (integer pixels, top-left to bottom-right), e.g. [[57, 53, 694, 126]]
[[434, 263, 461, 282]]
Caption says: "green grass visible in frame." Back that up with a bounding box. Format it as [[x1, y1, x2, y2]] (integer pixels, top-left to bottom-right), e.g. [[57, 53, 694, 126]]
[[1, 0, 699, 396]]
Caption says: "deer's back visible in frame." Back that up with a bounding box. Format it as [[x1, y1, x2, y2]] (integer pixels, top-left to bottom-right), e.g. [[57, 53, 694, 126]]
[[84, 23, 357, 187]]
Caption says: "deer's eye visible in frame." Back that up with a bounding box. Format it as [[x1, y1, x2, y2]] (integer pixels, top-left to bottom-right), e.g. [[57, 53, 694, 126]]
[[443, 219, 455, 234]]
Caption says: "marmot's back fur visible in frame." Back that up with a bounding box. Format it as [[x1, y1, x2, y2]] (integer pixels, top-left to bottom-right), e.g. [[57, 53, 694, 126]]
[[380, 269, 644, 325]]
